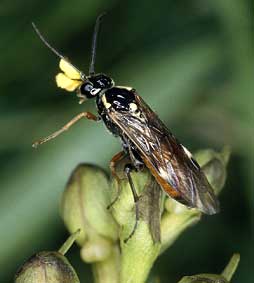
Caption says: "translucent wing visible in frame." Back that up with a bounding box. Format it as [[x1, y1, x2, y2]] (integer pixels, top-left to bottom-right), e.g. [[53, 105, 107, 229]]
[[108, 93, 219, 214]]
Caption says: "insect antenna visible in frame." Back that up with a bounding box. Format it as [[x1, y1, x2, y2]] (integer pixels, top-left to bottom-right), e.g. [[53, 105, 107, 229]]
[[32, 22, 66, 60], [32, 22, 85, 78], [89, 13, 106, 76]]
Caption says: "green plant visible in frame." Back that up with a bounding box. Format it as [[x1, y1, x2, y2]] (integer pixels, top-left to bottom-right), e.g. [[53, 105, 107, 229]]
[[14, 147, 239, 283]]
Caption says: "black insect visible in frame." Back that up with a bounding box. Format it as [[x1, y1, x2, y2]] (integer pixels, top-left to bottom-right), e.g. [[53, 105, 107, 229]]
[[32, 15, 219, 240]]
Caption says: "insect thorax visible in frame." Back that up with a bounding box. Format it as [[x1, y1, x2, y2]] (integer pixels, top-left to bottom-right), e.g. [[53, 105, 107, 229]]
[[96, 86, 144, 167], [102, 87, 136, 111], [96, 86, 136, 136]]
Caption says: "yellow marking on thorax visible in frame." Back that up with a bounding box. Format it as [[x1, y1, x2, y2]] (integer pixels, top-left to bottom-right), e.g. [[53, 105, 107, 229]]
[[129, 102, 138, 112], [116, 86, 133, 91], [128, 102, 146, 122], [101, 94, 111, 109]]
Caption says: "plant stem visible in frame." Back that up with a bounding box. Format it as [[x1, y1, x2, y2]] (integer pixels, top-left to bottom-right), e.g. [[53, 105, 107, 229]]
[[92, 244, 120, 283], [221, 253, 240, 281], [58, 229, 81, 255]]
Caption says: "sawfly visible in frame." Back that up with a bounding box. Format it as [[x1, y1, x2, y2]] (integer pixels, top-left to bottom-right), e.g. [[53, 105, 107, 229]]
[[32, 14, 219, 240]]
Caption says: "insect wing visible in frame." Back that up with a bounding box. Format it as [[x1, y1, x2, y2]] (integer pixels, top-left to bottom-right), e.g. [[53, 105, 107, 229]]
[[108, 93, 219, 214]]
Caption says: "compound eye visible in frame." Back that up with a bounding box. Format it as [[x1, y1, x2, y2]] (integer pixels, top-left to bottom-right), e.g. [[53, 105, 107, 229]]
[[80, 82, 93, 95]]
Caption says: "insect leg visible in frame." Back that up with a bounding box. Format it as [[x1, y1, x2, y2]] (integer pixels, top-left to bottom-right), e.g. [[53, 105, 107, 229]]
[[123, 136, 144, 171], [32, 112, 98, 148], [110, 151, 126, 181], [124, 164, 140, 243], [107, 151, 127, 209]]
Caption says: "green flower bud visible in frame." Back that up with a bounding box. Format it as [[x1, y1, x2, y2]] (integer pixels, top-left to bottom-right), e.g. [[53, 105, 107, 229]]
[[195, 146, 230, 195], [161, 147, 230, 253], [111, 164, 161, 283], [14, 251, 80, 283], [60, 164, 118, 249], [61, 164, 120, 283], [14, 229, 81, 283], [178, 254, 240, 283], [178, 274, 228, 283]]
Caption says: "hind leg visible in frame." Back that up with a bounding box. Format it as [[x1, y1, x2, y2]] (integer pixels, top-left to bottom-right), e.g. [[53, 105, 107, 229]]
[[123, 164, 141, 243], [107, 151, 127, 209]]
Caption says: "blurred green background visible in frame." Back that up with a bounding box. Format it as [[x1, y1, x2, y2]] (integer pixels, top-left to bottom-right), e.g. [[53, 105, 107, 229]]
[[0, 0, 252, 282]]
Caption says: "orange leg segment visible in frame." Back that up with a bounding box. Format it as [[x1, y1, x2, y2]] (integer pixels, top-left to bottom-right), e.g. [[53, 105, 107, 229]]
[[107, 151, 126, 209]]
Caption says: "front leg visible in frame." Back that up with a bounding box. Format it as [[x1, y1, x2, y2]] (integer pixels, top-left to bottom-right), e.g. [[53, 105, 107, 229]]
[[32, 111, 99, 148]]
